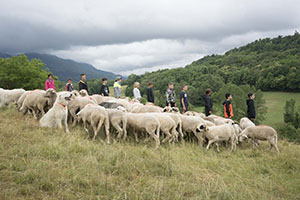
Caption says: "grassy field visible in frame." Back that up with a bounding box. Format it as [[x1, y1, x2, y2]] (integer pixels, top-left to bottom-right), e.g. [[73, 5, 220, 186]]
[[263, 91, 300, 127], [1, 108, 300, 199]]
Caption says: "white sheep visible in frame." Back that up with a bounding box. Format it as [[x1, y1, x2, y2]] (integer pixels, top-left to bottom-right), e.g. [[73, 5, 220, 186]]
[[238, 125, 279, 153], [0, 88, 25, 108], [180, 115, 206, 146], [105, 109, 127, 141], [240, 117, 255, 130], [126, 113, 160, 148]]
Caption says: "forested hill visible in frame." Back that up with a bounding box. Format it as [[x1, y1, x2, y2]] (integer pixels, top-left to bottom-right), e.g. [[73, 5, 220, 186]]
[[125, 32, 300, 114], [0, 53, 120, 82]]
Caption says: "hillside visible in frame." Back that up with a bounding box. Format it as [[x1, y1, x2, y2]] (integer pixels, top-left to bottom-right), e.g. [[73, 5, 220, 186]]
[[0, 107, 300, 199], [0, 53, 120, 82], [125, 32, 300, 109]]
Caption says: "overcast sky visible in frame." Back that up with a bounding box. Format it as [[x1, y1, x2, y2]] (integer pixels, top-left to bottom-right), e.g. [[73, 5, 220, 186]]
[[1, 0, 299, 75]]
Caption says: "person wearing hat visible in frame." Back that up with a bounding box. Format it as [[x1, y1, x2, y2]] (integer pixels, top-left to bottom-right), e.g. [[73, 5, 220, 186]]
[[114, 77, 122, 98]]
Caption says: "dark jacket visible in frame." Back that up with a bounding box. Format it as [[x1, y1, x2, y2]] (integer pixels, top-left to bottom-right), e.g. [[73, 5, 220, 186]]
[[66, 83, 74, 92], [180, 91, 189, 108], [223, 100, 234, 118], [247, 99, 256, 119], [146, 87, 154, 103], [204, 95, 213, 116], [79, 80, 88, 93], [100, 84, 109, 96]]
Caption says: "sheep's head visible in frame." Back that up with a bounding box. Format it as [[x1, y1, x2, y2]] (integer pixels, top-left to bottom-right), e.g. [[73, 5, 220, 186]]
[[197, 124, 208, 132], [45, 88, 56, 97], [162, 106, 172, 112], [72, 90, 80, 97], [79, 89, 88, 97], [184, 111, 193, 116], [238, 133, 248, 142], [172, 107, 180, 113], [116, 106, 126, 112]]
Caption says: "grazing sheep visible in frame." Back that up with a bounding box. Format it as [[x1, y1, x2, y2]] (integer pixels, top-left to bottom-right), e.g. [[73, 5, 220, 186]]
[[199, 123, 240, 152], [77, 104, 110, 143], [0, 88, 25, 108], [20, 89, 57, 119], [238, 125, 279, 153], [126, 113, 160, 148], [40, 92, 73, 133], [163, 113, 184, 142], [147, 113, 177, 143], [16, 90, 33, 109], [68, 96, 97, 126], [180, 115, 206, 145], [99, 102, 124, 109], [92, 94, 104, 104], [240, 117, 255, 130], [105, 109, 127, 141]]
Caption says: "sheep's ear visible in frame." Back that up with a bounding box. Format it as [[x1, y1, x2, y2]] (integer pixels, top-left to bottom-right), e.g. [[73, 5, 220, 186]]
[[162, 108, 167, 112], [200, 125, 204, 129]]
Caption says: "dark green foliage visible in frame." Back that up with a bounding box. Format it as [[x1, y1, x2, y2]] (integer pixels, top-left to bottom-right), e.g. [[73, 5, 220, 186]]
[[0, 54, 49, 90], [278, 124, 300, 143], [284, 99, 300, 129]]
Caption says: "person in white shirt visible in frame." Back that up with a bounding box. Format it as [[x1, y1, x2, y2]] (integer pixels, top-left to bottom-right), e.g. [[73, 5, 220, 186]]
[[133, 82, 141, 101]]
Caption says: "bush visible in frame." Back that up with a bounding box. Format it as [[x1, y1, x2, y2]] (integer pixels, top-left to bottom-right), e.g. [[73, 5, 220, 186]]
[[284, 99, 300, 128], [278, 124, 300, 143]]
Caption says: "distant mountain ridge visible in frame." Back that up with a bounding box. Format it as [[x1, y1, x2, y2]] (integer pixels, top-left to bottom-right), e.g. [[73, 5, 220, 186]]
[[0, 52, 121, 82]]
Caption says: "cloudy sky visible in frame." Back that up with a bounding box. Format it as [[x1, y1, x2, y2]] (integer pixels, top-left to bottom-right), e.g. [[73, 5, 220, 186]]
[[0, 0, 299, 75]]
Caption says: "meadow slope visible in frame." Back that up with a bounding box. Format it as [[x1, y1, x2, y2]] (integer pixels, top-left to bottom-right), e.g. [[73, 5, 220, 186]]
[[1, 108, 300, 199]]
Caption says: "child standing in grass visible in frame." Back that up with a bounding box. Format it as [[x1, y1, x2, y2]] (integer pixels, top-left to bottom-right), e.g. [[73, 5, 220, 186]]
[[100, 77, 110, 96], [166, 82, 176, 107], [65, 78, 74, 92], [114, 77, 122, 98], [45, 74, 56, 91], [79, 74, 88, 93], [180, 85, 189, 114], [133, 82, 141, 101], [204, 88, 213, 116], [223, 93, 234, 118], [247, 92, 256, 121]]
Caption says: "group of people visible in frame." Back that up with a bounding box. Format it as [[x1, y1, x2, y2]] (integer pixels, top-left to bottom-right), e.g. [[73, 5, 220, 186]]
[[45, 74, 256, 122]]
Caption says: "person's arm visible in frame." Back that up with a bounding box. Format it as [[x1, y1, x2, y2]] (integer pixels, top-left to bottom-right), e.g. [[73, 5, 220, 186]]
[[226, 102, 231, 118], [166, 90, 170, 106], [107, 86, 110, 95], [79, 82, 82, 91], [100, 85, 104, 96], [146, 88, 150, 101], [181, 97, 186, 110]]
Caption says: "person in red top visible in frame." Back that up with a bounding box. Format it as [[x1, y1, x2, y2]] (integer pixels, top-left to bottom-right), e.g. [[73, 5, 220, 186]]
[[223, 93, 234, 118], [45, 74, 56, 91]]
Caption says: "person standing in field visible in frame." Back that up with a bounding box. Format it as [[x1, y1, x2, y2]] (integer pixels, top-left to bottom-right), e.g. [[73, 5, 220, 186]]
[[180, 85, 189, 114], [223, 93, 234, 118], [65, 78, 74, 91], [247, 92, 256, 121], [166, 82, 176, 107], [79, 74, 88, 93], [45, 74, 56, 91], [204, 88, 213, 116], [99, 77, 110, 96], [114, 77, 122, 98], [146, 82, 155, 104], [133, 82, 141, 101]]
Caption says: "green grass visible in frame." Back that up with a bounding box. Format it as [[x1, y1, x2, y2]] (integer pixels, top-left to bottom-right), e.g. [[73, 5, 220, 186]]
[[1, 108, 300, 199], [263, 92, 300, 126]]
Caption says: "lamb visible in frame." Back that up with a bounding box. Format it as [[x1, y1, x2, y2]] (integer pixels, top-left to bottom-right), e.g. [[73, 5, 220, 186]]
[[0, 88, 25, 108], [105, 109, 127, 141], [240, 117, 255, 130], [67, 96, 97, 126], [20, 89, 57, 119], [147, 113, 177, 143], [238, 125, 279, 153], [77, 104, 110, 143], [126, 113, 160, 148], [40, 92, 73, 133], [198, 123, 241, 152]]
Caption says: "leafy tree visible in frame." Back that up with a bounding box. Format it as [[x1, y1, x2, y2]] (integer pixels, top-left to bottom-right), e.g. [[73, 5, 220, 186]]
[[0, 54, 51, 90]]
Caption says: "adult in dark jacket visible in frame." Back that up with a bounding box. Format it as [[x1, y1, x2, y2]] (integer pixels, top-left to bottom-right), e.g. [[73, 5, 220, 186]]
[[99, 77, 110, 96], [79, 74, 88, 93], [247, 92, 256, 121], [146, 82, 155, 103], [204, 88, 213, 116]]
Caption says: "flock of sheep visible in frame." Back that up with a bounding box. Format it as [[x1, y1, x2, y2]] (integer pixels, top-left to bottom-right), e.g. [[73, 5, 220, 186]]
[[0, 88, 279, 153]]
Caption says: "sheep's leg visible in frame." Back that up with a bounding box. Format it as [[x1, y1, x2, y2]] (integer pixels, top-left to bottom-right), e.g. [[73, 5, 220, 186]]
[[206, 140, 214, 150], [215, 143, 220, 153], [83, 119, 89, 133], [193, 131, 203, 147], [104, 118, 110, 144], [32, 109, 38, 120], [113, 122, 123, 139], [133, 128, 139, 142], [64, 115, 69, 133], [37, 104, 45, 116], [92, 118, 103, 141], [147, 128, 160, 149], [122, 121, 127, 141], [162, 129, 172, 144]]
